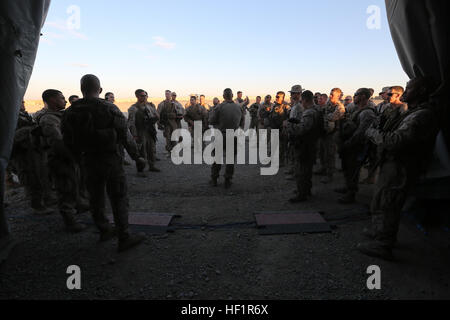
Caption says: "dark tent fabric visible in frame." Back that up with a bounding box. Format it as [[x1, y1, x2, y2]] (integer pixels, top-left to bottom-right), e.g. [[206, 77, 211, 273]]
[[0, 0, 50, 240], [386, 0, 450, 180]]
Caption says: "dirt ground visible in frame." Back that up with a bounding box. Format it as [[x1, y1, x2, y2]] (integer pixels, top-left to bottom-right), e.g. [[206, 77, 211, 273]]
[[1, 124, 450, 300]]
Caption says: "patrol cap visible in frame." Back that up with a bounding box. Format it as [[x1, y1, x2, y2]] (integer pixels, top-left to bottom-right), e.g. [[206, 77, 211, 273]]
[[289, 85, 304, 93]]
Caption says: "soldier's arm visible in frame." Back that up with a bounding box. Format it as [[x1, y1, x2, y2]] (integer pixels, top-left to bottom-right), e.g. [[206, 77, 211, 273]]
[[345, 110, 376, 148], [110, 104, 129, 146], [124, 129, 140, 161], [40, 115, 63, 147], [383, 110, 437, 152]]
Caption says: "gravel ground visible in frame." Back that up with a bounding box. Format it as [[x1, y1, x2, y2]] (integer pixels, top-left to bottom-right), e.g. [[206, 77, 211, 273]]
[[1, 127, 450, 300]]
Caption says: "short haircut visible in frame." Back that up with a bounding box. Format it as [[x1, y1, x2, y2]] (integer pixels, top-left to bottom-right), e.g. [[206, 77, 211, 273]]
[[256, 96, 261, 99], [190, 95, 197, 100], [301, 90, 314, 103], [42, 89, 62, 103], [105, 92, 113, 99], [224, 88, 233, 98], [265, 95, 272, 99], [276, 91, 285, 97], [200, 95, 205, 98], [330, 88, 343, 96], [390, 86, 405, 94], [320, 94, 328, 99], [80, 74, 100, 94], [135, 89, 146, 96], [69, 95, 79, 102]]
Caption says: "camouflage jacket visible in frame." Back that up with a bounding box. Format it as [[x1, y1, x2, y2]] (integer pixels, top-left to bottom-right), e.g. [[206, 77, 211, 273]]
[[184, 104, 208, 127], [366, 103, 438, 174], [128, 102, 159, 138], [323, 101, 346, 134]]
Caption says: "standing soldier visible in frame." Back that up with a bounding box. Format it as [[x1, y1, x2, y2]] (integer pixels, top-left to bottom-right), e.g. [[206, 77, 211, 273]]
[[62, 74, 146, 252], [320, 88, 346, 184], [286, 85, 305, 178], [171, 92, 185, 129], [128, 90, 160, 173], [10, 102, 54, 214], [209, 89, 245, 188], [267, 92, 290, 167], [199, 95, 211, 112], [336, 88, 377, 204], [375, 87, 391, 115], [235, 91, 250, 129], [39, 90, 85, 233], [184, 95, 208, 145], [359, 77, 439, 260], [288, 91, 323, 202], [248, 96, 262, 130], [158, 90, 179, 154], [258, 95, 273, 130]]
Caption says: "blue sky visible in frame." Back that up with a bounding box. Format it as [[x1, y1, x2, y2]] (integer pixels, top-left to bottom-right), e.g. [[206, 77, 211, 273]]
[[25, 0, 409, 100]]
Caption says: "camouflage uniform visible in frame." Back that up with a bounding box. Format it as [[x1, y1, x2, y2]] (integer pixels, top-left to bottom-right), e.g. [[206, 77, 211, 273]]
[[10, 111, 50, 210], [128, 102, 159, 171], [39, 110, 81, 229], [248, 103, 260, 130], [289, 106, 323, 199], [365, 103, 438, 249], [339, 105, 377, 197], [209, 101, 244, 182], [287, 101, 304, 173], [158, 100, 179, 152], [267, 102, 290, 166], [320, 101, 346, 179], [235, 98, 249, 129], [62, 98, 142, 241]]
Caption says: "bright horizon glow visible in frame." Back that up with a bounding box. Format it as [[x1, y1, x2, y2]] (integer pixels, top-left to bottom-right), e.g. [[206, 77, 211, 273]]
[[25, 0, 408, 108]]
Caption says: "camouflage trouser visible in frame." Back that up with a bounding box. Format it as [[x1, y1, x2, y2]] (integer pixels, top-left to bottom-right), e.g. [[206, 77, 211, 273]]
[[370, 159, 412, 247], [85, 153, 129, 240], [163, 122, 178, 153], [320, 134, 337, 177], [48, 156, 78, 216], [294, 144, 316, 197], [11, 148, 50, 209], [137, 131, 156, 170], [341, 149, 361, 194], [211, 137, 237, 180]]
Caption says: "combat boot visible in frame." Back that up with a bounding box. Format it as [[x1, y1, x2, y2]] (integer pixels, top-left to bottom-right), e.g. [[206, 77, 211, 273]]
[[61, 211, 86, 233], [338, 192, 356, 204], [118, 233, 146, 253], [357, 240, 393, 261]]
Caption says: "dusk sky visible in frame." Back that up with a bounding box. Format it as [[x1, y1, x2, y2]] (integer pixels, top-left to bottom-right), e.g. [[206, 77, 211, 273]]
[[25, 0, 409, 101]]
